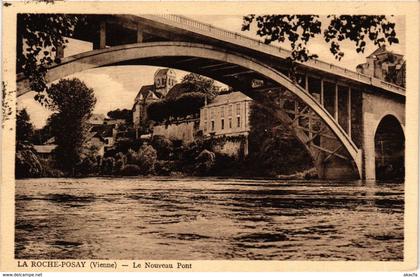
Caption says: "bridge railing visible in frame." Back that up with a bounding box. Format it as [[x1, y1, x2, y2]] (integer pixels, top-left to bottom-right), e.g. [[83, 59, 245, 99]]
[[145, 14, 405, 96], [153, 14, 292, 58]]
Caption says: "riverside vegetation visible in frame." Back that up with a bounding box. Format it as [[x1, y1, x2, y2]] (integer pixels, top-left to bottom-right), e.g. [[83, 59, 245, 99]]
[[15, 76, 315, 179]]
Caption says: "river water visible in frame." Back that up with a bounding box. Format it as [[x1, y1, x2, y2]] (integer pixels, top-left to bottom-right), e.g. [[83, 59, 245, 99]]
[[15, 177, 404, 261]]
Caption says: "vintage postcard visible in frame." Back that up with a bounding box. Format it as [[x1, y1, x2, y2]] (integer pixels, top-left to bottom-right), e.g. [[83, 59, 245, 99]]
[[1, 0, 419, 273]]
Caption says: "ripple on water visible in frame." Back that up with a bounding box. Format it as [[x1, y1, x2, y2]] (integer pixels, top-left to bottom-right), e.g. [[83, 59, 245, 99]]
[[15, 177, 404, 261]]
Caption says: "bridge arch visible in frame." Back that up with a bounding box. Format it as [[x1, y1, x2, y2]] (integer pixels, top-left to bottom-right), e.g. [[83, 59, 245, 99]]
[[374, 114, 405, 180], [17, 41, 362, 179]]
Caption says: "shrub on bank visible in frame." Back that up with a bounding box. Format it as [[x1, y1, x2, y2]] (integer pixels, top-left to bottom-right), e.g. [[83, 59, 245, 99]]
[[137, 144, 157, 175], [155, 160, 180, 176], [193, 149, 216, 176], [120, 164, 142, 176], [151, 135, 174, 160], [15, 145, 43, 178]]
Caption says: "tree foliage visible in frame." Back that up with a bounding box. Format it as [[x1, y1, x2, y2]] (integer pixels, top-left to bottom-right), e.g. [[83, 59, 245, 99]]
[[17, 14, 83, 95], [47, 78, 96, 173], [181, 73, 220, 98], [147, 73, 221, 122], [16, 108, 35, 143], [147, 92, 207, 123], [126, 144, 157, 174], [242, 15, 399, 62], [248, 94, 313, 176], [107, 108, 132, 123]]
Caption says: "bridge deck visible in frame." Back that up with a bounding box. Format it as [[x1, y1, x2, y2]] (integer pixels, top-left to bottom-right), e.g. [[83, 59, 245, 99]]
[[139, 14, 405, 97]]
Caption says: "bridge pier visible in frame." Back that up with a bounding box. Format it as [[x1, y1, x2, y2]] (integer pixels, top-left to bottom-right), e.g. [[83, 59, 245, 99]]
[[361, 92, 405, 180]]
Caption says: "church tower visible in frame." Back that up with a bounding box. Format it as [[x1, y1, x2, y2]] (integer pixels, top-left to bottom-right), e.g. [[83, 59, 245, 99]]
[[154, 68, 177, 97]]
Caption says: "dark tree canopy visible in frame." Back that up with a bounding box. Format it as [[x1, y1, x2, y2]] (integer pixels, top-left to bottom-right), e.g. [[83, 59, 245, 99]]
[[242, 15, 399, 62], [17, 14, 83, 94], [16, 108, 34, 143], [181, 73, 220, 99], [107, 108, 132, 122], [47, 78, 96, 173], [147, 73, 221, 123]]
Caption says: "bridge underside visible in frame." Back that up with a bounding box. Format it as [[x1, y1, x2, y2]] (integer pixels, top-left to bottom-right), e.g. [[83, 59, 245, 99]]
[[17, 43, 362, 179]]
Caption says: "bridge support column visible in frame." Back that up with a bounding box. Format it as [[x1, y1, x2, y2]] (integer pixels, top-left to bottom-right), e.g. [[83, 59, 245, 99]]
[[137, 24, 144, 43], [93, 21, 107, 49], [362, 109, 377, 180], [315, 129, 359, 180]]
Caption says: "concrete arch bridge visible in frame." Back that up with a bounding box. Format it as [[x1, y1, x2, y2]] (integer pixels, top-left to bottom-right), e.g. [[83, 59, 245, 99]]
[[16, 15, 406, 180]]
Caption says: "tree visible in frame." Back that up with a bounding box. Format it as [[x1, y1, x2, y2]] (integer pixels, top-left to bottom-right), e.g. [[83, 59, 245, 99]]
[[107, 108, 132, 123], [47, 78, 96, 173], [248, 91, 313, 176], [136, 144, 157, 174], [242, 15, 399, 62], [16, 108, 34, 143], [181, 73, 220, 99], [17, 14, 83, 95]]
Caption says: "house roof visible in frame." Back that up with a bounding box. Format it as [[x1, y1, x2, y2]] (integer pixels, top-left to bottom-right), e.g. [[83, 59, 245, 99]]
[[367, 46, 403, 59], [89, 114, 105, 122], [367, 46, 387, 58], [205, 91, 252, 107], [33, 145, 57, 154], [166, 83, 194, 99], [154, 68, 175, 78], [134, 84, 163, 103], [90, 124, 114, 137]]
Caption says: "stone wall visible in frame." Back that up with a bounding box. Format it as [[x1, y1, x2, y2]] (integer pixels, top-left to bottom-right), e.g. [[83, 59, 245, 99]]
[[211, 137, 248, 158], [152, 120, 197, 144]]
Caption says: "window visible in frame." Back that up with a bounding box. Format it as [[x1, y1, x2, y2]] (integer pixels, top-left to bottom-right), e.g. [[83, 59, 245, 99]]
[[228, 105, 233, 116], [229, 118, 232, 129], [221, 106, 225, 118], [204, 121, 207, 132], [236, 103, 241, 115], [204, 109, 207, 120], [221, 119, 224, 130], [237, 116, 241, 128], [211, 120, 215, 131], [210, 109, 215, 119]]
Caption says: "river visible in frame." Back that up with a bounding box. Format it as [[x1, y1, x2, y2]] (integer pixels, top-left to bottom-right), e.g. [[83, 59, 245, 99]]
[[15, 177, 404, 260]]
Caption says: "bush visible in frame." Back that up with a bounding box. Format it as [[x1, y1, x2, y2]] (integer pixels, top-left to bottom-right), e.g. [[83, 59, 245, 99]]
[[155, 160, 179, 176], [137, 144, 157, 174], [15, 145, 43, 178], [147, 92, 206, 122], [76, 156, 98, 175], [120, 164, 141, 176], [194, 149, 215, 176], [151, 135, 174, 160], [114, 152, 127, 173], [101, 157, 115, 175]]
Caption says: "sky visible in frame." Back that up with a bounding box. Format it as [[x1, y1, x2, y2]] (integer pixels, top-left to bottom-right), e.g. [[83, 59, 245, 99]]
[[17, 15, 406, 129]]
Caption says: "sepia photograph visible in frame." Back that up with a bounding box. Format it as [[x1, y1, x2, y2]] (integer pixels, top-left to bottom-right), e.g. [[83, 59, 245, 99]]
[[1, 1, 418, 272]]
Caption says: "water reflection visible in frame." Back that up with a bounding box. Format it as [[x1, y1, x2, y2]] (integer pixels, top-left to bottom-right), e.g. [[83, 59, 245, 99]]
[[15, 177, 404, 260]]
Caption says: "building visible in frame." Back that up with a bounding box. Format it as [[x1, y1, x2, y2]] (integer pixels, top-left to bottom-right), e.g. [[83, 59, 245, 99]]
[[83, 133, 106, 158], [87, 114, 106, 125], [199, 91, 252, 137], [356, 46, 405, 87], [33, 144, 57, 160], [199, 91, 253, 157], [104, 118, 127, 126], [90, 124, 117, 151], [132, 68, 178, 128], [154, 68, 177, 97]]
